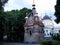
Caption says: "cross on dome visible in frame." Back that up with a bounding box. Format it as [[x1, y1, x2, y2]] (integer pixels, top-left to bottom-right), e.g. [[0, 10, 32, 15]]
[[33, 0, 35, 4], [32, 0, 35, 6]]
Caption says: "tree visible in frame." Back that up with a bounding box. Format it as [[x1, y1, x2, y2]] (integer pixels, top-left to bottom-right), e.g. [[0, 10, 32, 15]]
[[0, 0, 8, 41], [0, 0, 31, 42], [0, 0, 8, 12], [55, 0, 60, 23], [3, 8, 31, 42]]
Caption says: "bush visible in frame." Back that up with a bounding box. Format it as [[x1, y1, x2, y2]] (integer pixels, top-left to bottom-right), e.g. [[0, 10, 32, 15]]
[[41, 40, 60, 45], [52, 34, 60, 41]]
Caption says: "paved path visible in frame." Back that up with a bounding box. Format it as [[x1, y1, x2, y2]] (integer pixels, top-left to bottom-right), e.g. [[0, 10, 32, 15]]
[[3, 43, 40, 45]]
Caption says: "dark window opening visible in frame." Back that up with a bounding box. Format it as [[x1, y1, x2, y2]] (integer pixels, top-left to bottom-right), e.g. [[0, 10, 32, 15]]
[[30, 31, 32, 36], [26, 28, 28, 33]]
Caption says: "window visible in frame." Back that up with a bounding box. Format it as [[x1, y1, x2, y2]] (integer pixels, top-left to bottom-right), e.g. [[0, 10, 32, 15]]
[[46, 30, 48, 32], [47, 33, 49, 35], [30, 31, 32, 36]]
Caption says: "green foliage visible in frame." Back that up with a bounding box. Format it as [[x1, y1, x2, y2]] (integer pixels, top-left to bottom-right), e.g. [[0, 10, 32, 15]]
[[0, 0, 8, 41], [0, 0, 8, 12], [0, 0, 31, 42], [2, 8, 31, 42], [52, 34, 60, 41], [55, 0, 60, 23], [41, 40, 60, 45]]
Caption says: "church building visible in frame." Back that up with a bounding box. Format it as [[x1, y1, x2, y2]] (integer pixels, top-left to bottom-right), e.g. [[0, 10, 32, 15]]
[[24, 0, 54, 43]]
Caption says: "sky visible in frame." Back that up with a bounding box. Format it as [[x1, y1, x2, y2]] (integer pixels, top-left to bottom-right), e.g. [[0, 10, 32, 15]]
[[4, 0, 60, 28], [4, 0, 57, 12], [4, 0, 57, 19]]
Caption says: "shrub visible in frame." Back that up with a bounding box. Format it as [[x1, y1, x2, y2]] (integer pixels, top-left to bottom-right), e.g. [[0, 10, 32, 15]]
[[41, 40, 60, 45], [52, 34, 60, 41]]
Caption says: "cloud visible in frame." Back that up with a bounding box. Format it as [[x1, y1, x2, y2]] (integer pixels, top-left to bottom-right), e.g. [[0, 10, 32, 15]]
[[54, 23, 60, 29], [4, 0, 56, 11], [4, 0, 57, 19], [4, 0, 24, 11], [4, 0, 60, 28]]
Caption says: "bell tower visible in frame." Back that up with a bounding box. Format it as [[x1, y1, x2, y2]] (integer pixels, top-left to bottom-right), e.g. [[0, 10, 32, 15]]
[[32, 0, 35, 8], [32, 0, 37, 16]]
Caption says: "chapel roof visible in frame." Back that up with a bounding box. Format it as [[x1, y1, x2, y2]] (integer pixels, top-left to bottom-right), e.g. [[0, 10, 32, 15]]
[[33, 20, 44, 27], [43, 15, 50, 19]]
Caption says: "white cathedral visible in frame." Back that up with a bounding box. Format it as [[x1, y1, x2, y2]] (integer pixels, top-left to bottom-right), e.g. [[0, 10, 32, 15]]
[[24, 2, 60, 43]]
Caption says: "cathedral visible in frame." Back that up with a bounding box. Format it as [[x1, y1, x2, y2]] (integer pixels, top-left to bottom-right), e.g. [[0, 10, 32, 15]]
[[24, 1, 55, 43]]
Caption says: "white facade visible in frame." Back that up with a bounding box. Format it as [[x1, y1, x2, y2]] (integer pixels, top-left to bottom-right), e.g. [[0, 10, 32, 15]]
[[42, 16, 54, 38], [44, 27, 52, 37]]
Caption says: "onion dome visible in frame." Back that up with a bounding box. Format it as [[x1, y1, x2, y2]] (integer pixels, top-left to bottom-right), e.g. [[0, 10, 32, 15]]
[[43, 15, 50, 19]]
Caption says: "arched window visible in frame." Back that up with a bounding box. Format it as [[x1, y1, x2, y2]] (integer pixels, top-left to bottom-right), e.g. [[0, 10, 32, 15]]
[[30, 30, 32, 36]]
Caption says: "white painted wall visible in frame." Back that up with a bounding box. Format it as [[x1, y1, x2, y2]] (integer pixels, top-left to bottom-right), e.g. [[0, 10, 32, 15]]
[[44, 28, 52, 37]]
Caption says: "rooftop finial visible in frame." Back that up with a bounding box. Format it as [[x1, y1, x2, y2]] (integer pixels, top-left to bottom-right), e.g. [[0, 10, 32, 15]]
[[32, 0, 35, 8], [33, 0, 35, 4]]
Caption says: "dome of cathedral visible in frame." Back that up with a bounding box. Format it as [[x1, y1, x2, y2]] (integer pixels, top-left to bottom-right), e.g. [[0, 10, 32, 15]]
[[43, 15, 50, 19]]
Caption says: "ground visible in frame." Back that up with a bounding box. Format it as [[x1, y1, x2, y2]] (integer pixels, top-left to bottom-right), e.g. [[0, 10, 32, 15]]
[[3, 43, 40, 45]]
